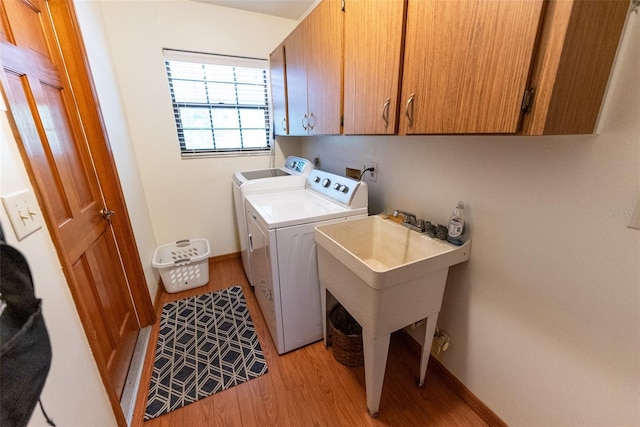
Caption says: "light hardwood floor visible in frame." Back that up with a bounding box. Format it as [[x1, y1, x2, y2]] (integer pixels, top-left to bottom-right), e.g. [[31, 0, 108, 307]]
[[132, 255, 494, 426]]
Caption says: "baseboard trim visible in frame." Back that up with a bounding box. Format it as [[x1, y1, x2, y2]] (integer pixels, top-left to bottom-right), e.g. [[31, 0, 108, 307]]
[[429, 356, 507, 427], [208, 252, 241, 264], [397, 330, 507, 427]]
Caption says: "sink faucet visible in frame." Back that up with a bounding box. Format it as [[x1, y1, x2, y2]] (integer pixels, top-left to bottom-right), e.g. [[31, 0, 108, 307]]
[[393, 210, 426, 232], [394, 210, 416, 224]]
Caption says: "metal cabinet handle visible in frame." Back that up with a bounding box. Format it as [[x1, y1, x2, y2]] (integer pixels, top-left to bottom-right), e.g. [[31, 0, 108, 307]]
[[302, 114, 308, 130], [248, 233, 253, 252], [405, 93, 415, 127], [281, 117, 286, 131], [307, 112, 315, 130], [382, 98, 391, 128]]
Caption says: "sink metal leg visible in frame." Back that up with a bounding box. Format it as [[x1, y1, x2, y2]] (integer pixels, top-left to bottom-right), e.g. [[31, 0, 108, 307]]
[[362, 330, 391, 417], [418, 312, 439, 387]]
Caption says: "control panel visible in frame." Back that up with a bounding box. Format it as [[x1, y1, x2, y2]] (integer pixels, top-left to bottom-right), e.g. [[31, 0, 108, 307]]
[[284, 156, 313, 175], [307, 170, 362, 206]]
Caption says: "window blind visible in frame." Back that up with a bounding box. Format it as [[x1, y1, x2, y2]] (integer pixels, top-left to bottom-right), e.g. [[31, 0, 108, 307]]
[[163, 49, 271, 157]]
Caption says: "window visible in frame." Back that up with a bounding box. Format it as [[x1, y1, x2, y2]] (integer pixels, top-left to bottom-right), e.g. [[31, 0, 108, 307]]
[[163, 49, 271, 157]]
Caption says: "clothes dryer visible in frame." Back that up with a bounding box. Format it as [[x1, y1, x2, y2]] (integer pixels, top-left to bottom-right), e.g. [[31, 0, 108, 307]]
[[245, 169, 368, 353]]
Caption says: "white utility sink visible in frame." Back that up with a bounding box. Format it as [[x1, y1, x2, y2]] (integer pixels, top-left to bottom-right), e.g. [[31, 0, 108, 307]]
[[315, 215, 471, 416]]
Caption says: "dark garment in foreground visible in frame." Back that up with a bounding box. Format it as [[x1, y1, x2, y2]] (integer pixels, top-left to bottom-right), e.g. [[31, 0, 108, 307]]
[[1, 224, 53, 427]]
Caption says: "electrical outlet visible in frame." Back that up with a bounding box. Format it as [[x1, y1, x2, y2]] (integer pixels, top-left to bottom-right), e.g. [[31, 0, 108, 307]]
[[1, 190, 43, 240], [367, 162, 378, 182]]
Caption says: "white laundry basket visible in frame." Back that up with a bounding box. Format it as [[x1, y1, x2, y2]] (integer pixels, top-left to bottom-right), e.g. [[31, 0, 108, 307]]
[[152, 238, 211, 293]]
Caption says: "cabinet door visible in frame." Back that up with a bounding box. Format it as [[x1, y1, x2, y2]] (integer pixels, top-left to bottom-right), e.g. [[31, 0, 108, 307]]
[[400, 0, 544, 134], [285, 24, 309, 136], [521, 0, 629, 135], [269, 43, 288, 136], [305, 0, 343, 135], [344, 0, 405, 135]]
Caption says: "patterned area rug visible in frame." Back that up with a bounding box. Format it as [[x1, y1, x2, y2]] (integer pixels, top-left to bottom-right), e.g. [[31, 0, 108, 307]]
[[144, 285, 268, 420]]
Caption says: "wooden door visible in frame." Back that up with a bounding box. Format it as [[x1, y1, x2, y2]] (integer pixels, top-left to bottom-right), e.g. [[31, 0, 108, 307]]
[[343, 0, 405, 135], [399, 0, 544, 134], [284, 24, 308, 136], [305, 0, 342, 135], [270, 43, 289, 136], [0, 0, 146, 412]]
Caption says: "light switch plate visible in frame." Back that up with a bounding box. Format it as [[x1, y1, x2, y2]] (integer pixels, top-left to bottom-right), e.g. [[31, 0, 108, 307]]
[[1, 190, 43, 240]]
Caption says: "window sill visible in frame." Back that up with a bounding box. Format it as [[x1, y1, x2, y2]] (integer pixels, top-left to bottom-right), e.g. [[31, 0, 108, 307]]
[[180, 150, 272, 159]]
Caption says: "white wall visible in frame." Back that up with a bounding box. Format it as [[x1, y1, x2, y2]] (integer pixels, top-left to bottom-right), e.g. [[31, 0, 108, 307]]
[[1, 113, 116, 426], [94, 0, 298, 256], [296, 17, 640, 426]]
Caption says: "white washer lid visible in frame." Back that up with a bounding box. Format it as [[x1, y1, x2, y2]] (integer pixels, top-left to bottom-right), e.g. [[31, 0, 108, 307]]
[[232, 156, 313, 187], [235, 174, 307, 195], [245, 190, 366, 229]]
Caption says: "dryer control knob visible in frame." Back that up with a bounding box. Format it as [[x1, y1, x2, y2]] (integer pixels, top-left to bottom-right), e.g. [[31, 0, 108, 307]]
[[333, 183, 341, 190], [341, 185, 349, 193], [313, 175, 321, 183], [322, 178, 331, 187]]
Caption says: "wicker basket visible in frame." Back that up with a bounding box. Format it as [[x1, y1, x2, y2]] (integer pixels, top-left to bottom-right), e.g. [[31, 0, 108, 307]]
[[329, 305, 364, 367]]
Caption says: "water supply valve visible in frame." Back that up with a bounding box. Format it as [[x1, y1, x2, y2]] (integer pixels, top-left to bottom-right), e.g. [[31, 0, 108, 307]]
[[432, 328, 451, 355]]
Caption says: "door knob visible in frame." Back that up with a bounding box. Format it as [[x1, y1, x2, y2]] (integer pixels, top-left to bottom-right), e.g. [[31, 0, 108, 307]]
[[100, 208, 115, 221]]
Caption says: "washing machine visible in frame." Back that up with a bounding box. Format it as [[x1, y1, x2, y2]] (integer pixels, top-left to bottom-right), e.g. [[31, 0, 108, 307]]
[[244, 169, 368, 354], [232, 156, 313, 286]]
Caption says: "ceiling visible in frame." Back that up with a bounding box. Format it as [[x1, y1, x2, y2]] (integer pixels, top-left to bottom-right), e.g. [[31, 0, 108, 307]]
[[191, 0, 315, 20]]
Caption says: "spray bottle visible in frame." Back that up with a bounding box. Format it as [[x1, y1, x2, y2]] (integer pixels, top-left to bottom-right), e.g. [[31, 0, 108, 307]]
[[447, 201, 465, 246]]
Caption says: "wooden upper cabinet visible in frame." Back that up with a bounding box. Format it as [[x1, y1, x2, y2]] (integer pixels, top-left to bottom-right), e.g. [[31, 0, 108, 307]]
[[343, 0, 405, 135], [270, 43, 289, 136], [306, 0, 342, 135], [284, 24, 308, 136], [521, 0, 629, 135], [399, 0, 544, 135], [277, 0, 627, 137], [284, 0, 342, 136]]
